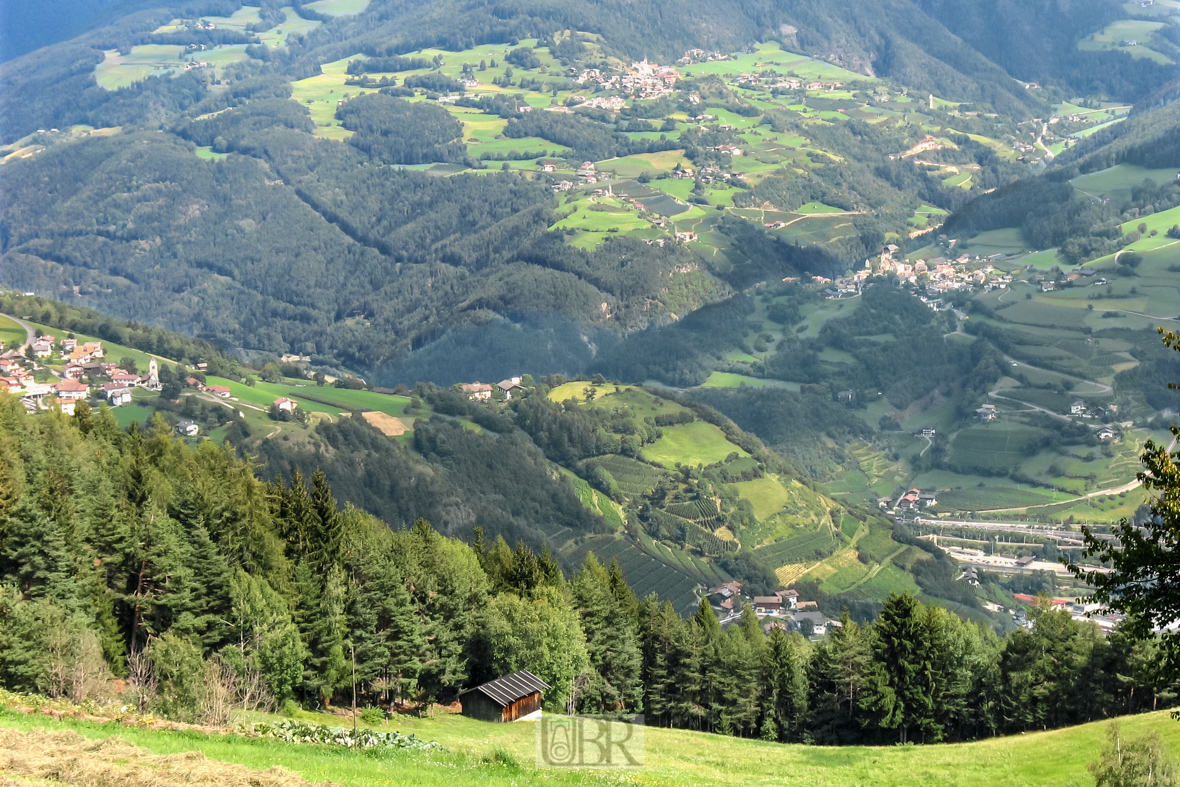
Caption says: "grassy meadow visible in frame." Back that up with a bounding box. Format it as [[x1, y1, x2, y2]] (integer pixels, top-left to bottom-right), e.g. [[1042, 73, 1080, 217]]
[[7, 699, 1175, 787]]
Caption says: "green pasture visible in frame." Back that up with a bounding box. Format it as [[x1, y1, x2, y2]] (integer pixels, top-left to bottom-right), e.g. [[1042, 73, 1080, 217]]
[[304, 0, 370, 14], [257, 8, 322, 47], [1072, 164, 1180, 201], [194, 146, 229, 160], [192, 6, 262, 30], [733, 476, 791, 521], [1078, 19, 1173, 63], [94, 46, 186, 90], [1119, 203, 1180, 250], [642, 420, 748, 468], [797, 201, 844, 214], [273, 386, 411, 416], [909, 204, 948, 228], [0, 316, 27, 348], [698, 371, 786, 389]]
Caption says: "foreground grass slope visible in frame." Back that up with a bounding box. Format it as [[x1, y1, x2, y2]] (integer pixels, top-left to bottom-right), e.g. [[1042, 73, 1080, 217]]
[[2, 707, 1176, 786]]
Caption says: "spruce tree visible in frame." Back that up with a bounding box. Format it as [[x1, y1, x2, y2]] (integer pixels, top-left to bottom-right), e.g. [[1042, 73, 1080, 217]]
[[861, 592, 938, 743], [765, 627, 808, 741], [571, 553, 642, 712], [309, 469, 342, 568]]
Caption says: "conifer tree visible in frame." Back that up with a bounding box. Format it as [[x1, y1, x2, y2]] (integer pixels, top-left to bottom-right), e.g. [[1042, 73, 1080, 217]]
[[571, 553, 642, 712], [310, 469, 342, 568], [765, 627, 809, 741], [299, 564, 349, 706], [608, 558, 639, 624], [861, 593, 937, 743]]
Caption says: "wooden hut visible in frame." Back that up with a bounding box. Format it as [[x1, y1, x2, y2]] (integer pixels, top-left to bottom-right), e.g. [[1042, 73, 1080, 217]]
[[459, 670, 549, 722]]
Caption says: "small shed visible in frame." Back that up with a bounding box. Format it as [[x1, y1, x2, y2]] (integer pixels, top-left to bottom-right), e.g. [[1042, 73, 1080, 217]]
[[459, 670, 549, 723]]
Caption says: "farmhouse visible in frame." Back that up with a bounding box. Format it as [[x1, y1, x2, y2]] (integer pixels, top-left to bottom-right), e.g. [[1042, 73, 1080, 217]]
[[460, 383, 493, 400], [497, 377, 524, 399], [31, 339, 54, 358], [273, 397, 297, 413], [1070, 400, 1087, 416], [791, 611, 832, 637], [206, 385, 232, 398], [1097, 426, 1116, 441], [176, 420, 200, 437], [777, 589, 799, 610], [459, 670, 548, 723]]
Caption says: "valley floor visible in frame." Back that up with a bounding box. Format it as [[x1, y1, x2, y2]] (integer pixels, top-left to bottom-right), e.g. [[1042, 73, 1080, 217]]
[[1, 704, 1175, 786]]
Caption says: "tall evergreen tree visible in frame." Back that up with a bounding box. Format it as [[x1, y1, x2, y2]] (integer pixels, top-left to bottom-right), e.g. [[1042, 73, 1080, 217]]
[[861, 593, 938, 743], [571, 553, 642, 712]]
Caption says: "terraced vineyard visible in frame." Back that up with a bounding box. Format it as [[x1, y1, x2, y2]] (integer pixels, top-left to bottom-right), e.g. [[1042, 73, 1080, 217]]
[[565, 534, 722, 615], [586, 455, 666, 498], [752, 526, 839, 570]]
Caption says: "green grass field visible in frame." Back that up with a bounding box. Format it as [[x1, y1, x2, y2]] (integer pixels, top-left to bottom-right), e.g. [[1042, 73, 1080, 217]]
[[733, 476, 791, 521], [642, 421, 748, 468], [304, 0, 370, 14], [4, 704, 1177, 787], [699, 371, 783, 388], [0, 315, 27, 348]]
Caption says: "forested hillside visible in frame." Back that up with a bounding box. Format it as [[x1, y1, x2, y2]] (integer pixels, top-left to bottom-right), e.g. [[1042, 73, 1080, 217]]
[[0, 396, 1172, 745], [1, 0, 1173, 385]]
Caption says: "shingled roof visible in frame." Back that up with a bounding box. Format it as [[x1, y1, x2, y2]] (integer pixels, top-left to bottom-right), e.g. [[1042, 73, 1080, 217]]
[[463, 670, 549, 707]]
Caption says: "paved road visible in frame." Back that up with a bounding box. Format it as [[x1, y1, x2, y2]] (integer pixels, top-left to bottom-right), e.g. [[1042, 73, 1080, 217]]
[[0, 312, 35, 352]]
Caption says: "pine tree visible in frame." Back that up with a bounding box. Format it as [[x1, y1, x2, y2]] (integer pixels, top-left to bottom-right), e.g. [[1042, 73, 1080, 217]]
[[299, 564, 349, 706], [809, 610, 871, 744], [608, 558, 639, 624], [571, 553, 642, 712], [186, 524, 233, 650], [861, 593, 938, 743], [309, 469, 342, 569], [765, 627, 808, 741]]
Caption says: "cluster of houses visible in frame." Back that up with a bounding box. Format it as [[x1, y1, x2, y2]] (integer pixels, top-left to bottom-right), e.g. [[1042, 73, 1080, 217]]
[[707, 581, 838, 638], [823, 248, 1013, 300], [732, 72, 846, 92], [990, 595, 1127, 634], [2, 337, 166, 414], [1067, 401, 1125, 440], [677, 49, 728, 65], [459, 376, 525, 401], [572, 58, 679, 100]]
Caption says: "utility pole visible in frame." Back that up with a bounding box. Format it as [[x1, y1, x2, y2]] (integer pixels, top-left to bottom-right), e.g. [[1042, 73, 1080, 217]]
[[351, 644, 357, 735]]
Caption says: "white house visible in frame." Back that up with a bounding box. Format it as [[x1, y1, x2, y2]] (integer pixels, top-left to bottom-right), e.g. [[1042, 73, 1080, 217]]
[[102, 383, 132, 406], [497, 377, 524, 400], [273, 397, 297, 413]]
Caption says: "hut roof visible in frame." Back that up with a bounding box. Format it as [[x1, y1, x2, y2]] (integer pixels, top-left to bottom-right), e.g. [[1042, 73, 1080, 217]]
[[463, 670, 549, 707]]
